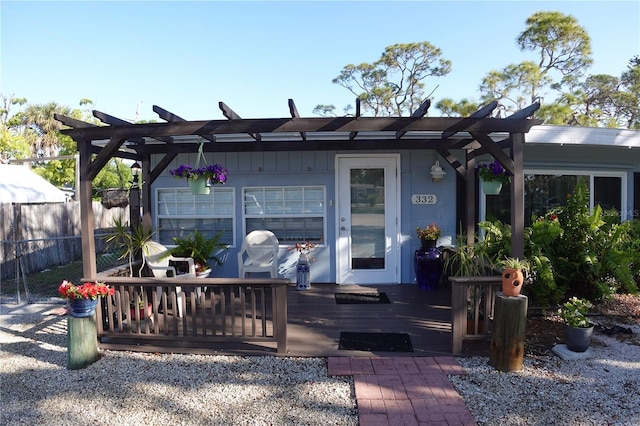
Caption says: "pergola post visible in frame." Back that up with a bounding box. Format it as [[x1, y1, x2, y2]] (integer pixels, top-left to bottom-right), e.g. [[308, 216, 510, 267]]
[[465, 154, 476, 245], [510, 133, 525, 259], [78, 140, 97, 280]]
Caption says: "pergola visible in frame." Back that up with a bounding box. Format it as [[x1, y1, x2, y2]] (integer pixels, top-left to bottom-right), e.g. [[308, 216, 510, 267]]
[[55, 99, 541, 280]]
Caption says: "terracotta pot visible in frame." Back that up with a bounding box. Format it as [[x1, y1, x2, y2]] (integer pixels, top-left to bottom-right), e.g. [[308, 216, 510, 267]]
[[130, 303, 153, 319], [501, 268, 524, 297]]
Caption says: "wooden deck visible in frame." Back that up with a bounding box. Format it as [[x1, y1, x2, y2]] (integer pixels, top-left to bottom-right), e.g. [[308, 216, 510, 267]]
[[216, 282, 488, 357], [284, 283, 462, 357]]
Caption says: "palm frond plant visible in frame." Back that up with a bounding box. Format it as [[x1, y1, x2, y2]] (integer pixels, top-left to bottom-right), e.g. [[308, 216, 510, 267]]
[[171, 230, 228, 274]]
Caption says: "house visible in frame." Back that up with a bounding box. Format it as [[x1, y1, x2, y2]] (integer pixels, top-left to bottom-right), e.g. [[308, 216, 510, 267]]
[[54, 101, 639, 286]]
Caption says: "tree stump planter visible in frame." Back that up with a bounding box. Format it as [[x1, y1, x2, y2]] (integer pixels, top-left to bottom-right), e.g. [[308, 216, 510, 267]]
[[490, 292, 528, 372]]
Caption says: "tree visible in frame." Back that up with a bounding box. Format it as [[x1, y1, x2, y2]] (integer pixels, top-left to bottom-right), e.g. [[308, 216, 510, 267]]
[[318, 42, 451, 117], [435, 98, 479, 117], [488, 11, 592, 112], [616, 56, 640, 129], [19, 102, 71, 158], [517, 11, 592, 87]]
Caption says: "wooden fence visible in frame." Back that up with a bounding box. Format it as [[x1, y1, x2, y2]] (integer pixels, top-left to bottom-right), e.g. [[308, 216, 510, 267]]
[[0, 201, 129, 280], [94, 276, 289, 355], [449, 276, 502, 355]]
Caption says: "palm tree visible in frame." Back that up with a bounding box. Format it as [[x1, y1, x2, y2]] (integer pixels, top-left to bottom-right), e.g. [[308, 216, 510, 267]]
[[20, 102, 71, 158]]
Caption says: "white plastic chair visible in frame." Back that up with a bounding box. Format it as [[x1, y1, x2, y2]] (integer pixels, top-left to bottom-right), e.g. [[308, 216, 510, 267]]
[[141, 240, 196, 317], [237, 230, 280, 278]]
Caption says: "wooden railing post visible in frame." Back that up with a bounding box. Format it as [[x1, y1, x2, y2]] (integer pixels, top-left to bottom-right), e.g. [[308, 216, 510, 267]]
[[450, 278, 467, 355], [274, 282, 288, 354]]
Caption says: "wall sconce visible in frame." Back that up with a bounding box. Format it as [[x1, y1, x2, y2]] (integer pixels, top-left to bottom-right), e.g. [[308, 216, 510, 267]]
[[430, 160, 446, 183]]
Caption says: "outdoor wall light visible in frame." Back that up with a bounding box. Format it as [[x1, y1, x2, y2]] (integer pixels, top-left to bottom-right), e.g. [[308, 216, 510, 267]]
[[430, 160, 446, 183], [130, 161, 141, 177], [130, 162, 141, 188]]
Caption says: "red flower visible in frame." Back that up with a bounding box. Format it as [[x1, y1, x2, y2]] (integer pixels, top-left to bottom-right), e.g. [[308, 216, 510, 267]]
[[58, 280, 114, 300]]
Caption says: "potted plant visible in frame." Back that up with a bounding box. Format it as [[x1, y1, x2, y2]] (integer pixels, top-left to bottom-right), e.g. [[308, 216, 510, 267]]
[[559, 297, 594, 352], [169, 163, 228, 195], [103, 216, 157, 276], [497, 257, 530, 297], [416, 223, 441, 247], [58, 280, 115, 318], [129, 297, 153, 319], [171, 230, 228, 277], [478, 160, 511, 195], [414, 223, 443, 290]]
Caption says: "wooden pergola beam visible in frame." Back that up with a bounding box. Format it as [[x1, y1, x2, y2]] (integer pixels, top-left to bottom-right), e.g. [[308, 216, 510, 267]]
[[349, 98, 361, 140], [396, 98, 431, 139], [442, 101, 499, 139], [288, 98, 306, 142], [219, 102, 261, 141], [59, 116, 540, 140], [93, 110, 173, 144]]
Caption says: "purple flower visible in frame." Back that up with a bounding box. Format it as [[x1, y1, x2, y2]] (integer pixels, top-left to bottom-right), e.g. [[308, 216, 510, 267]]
[[170, 163, 229, 184], [478, 160, 511, 184]]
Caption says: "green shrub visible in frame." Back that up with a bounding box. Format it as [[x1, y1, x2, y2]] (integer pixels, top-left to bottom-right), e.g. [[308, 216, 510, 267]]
[[481, 179, 639, 305]]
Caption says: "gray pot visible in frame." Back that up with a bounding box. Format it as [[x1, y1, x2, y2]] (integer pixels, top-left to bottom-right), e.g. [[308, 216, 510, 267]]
[[564, 324, 594, 352]]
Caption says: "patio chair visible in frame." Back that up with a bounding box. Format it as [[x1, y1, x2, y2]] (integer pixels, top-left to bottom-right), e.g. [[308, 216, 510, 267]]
[[141, 240, 197, 317], [237, 230, 280, 278]]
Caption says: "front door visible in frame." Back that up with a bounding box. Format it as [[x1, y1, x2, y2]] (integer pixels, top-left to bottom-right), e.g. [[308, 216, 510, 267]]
[[336, 154, 400, 284]]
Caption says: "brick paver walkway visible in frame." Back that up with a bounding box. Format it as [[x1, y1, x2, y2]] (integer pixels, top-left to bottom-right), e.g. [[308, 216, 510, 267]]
[[328, 356, 477, 426]]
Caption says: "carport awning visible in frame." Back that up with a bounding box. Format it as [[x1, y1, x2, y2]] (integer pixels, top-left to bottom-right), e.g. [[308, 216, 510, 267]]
[[0, 165, 67, 203]]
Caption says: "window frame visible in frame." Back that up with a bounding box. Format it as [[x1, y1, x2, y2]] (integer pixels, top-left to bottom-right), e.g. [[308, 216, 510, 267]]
[[155, 186, 236, 247], [241, 185, 327, 246], [479, 168, 628, 223]]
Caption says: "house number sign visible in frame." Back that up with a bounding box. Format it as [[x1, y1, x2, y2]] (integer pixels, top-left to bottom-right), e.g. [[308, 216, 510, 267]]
[[411, 194, 437, 204]]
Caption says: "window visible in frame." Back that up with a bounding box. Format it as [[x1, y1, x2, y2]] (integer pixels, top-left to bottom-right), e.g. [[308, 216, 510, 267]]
[[483, 171, 626, 225], [243, 186, 325, 244], [156, 187, 235, 246]]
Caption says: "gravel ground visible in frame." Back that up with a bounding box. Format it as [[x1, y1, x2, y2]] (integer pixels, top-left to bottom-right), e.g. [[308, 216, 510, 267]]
[[451, 327, 640, 426], [451, 294, 640, 426], [2, 295, 639, 425], [0, 302, 357, 426]]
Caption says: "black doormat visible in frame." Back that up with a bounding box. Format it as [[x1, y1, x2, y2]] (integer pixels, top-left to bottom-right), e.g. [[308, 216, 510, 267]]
[[338, 332, 413, 352], [335, 292, 391, 304]]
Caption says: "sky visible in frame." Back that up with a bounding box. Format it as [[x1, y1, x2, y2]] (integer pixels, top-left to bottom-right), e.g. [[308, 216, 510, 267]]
[[2, 1, 639, 122]]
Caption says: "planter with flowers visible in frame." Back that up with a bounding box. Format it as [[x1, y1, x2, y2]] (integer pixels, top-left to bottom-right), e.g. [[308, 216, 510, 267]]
[[478, 160, 511, 195], [559, 297, 595, 352], [58, 280, 115, 318], [415, 223, 443, 290], [170, 163, 229, 195], [289, 241, 317, 290]]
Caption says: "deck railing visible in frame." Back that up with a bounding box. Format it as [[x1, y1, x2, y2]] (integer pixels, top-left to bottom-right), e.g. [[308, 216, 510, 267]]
[[449, 276, 502, 355], [93, 276, 290, 354]]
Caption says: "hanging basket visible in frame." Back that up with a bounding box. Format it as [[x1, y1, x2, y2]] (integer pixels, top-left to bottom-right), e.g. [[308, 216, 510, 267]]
[[480, 180, 503, 195], [189, 178, 210, 195], [101, 188, 129, 208]]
